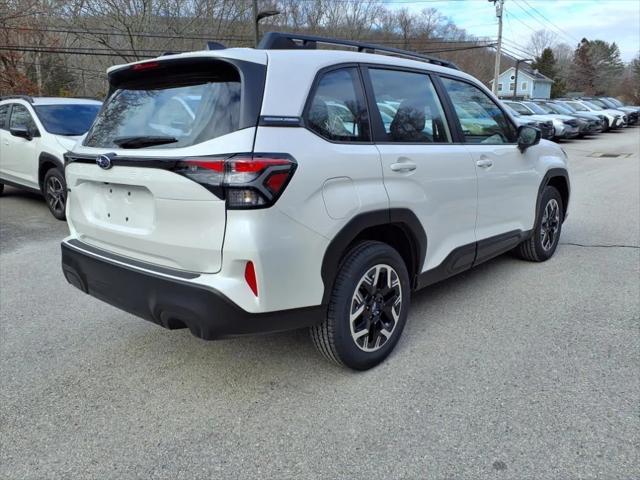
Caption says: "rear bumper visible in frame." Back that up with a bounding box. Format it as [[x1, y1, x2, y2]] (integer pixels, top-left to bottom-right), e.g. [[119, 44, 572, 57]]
[[61, 240, 324, 339]]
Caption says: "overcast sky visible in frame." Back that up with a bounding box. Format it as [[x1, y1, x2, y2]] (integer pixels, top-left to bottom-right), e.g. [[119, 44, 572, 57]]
[[388, 0, 640, 62]]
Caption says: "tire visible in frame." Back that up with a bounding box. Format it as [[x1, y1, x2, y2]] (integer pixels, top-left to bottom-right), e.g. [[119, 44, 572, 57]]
[[515, 185, 563, 262], [43, 168, 67, 220], [0, 183, 4, 195], [310, 241, 411, 370]]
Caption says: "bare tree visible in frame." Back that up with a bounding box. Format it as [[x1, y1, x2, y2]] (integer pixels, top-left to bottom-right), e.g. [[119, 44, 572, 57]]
[[527, 29, 558, 58]]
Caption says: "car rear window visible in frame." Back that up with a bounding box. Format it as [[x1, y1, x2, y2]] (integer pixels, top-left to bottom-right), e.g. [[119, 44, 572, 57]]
[[84, 61, 242, 149]]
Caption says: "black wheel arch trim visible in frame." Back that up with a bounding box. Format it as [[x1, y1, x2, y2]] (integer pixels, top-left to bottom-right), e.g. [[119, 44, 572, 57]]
[[320, 208, 427, 304], [38, 152, 64, 189], [537, 168, 570, 222]]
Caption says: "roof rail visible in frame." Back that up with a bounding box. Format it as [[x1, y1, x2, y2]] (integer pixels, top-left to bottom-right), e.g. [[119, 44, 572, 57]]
[[0, 95, 34, 103], [258, 32, 459, 70]]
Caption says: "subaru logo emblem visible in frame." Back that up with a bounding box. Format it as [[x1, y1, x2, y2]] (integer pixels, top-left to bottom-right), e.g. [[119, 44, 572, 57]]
[[96, 154, 113, 170]]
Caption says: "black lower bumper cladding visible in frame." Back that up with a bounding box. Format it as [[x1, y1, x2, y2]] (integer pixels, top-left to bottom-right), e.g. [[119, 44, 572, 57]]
[[61, 241, 324, 339]]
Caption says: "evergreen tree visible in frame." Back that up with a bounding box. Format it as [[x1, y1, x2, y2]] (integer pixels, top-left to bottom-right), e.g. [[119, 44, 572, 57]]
[[588, 40, 625, 94], [532, 47, 566, 98], [569, 38, 596, 94]]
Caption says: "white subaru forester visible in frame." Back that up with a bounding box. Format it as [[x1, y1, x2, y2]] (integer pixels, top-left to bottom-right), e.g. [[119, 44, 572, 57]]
[[61, 33, 570, 370]]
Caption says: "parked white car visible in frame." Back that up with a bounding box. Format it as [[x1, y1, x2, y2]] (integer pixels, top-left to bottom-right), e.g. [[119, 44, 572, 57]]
[[503, 100, 580, 140], [562, 100, 626, 130], [61, 33, 570, 369], [0, 96, 102, 219]]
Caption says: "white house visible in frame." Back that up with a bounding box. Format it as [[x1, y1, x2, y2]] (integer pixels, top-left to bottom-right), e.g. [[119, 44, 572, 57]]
[[490, 65, 553, 99]]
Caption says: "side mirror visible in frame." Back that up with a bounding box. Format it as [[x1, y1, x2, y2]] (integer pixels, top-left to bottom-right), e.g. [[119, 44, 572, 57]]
[[10, 125, 33, 141], [517, 125, 540, 152]]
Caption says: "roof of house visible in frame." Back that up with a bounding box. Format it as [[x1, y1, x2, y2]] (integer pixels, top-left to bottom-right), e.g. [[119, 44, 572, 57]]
[[519, 65, 553, 82], [490, 65, 553, 84]]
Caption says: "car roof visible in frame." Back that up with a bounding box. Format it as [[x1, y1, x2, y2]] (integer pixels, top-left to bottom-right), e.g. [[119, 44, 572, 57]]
[[32, 97, 102, 106], [110, 47, 478, 117], [0, 97, 102, 106], [112, 47, 466, 78]]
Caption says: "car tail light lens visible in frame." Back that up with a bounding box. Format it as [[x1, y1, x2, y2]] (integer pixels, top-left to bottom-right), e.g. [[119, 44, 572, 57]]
[[174, 153, 296, 209], [131, 61, 160, 71]]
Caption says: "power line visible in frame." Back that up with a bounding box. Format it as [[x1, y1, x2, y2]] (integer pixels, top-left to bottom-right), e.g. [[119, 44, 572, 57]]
[[420, 43, 496, 54], [510, 0, 575, 46], [502, 38, 535, 57], [519, 0, 581, 44], [0, 40, 495, 60], [0, 46, 157, 58], [503, 9, 540, 36], [4, 25, 492, 47], [3, 25, 253, 42]]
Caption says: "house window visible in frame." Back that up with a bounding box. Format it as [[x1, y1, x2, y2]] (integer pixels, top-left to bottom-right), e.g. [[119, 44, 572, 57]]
[[498, 83, 503, 91], [509, 83, 515, 91], [521, 82, 528, 90], [510, 74, 515, 80]]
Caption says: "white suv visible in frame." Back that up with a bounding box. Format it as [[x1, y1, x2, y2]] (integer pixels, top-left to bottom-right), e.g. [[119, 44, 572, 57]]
[[0, 96, 102, 219], [61, 33, 570, 370]]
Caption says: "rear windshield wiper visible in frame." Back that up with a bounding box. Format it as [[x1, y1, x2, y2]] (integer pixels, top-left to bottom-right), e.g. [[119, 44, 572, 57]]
[[113, 136, 178, 149]]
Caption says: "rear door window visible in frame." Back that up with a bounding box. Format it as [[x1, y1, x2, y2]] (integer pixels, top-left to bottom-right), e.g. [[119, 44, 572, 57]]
[[368, 68, 451, 143], [305, 67, 370, 142], [84, 64, 242, 149]]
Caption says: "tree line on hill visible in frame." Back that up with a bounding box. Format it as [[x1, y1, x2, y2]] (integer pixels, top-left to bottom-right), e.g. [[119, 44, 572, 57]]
[[526, 29, 638, 103], [1, 0, 638, 104]]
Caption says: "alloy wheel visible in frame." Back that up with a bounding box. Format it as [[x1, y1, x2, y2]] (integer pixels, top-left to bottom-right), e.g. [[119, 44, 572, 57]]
[[46, 176, 65, 216], [540, 198, 560, 251], [349, 264, 403, 352]]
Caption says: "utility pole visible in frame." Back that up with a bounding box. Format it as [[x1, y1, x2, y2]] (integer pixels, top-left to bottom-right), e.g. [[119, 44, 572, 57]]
[[513, 58, 533, 99], [253, 0, 259, 47], [490, 0, 504, 95]]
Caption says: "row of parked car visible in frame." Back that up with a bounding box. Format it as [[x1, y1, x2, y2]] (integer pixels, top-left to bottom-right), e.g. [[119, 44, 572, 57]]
[[1, 92, 638, 221], [501, 96, 638, 141]]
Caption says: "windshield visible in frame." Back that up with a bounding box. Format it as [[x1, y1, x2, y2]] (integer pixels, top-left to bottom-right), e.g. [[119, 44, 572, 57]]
[[546, 103, 572, 115], [85, 73, 241, 149], [599, 98, 617, 108], [583, 101, 603, 111], [589, 99, 608, 108], [607, 98, 623, 107], [522, 102, 547, 114], [504, 102, 531, 115], [34, 104, 101, 136], [504, 105, 521, 117], [557, 102, 577, 113], [567, 101, 588, 112]]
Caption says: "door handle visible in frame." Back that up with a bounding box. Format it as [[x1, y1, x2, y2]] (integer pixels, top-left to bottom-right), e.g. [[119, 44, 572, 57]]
[[476, 159, 493, 168], [390, 161, 417, 173]]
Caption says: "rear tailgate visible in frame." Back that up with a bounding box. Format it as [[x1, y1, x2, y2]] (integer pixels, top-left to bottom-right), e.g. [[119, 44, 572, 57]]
[[65, 153, 230, 273], [65, 53, 266, 274]]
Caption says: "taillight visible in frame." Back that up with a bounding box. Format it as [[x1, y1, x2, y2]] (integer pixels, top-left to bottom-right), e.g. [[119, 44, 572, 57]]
[[173, 153, 296, 209], [131, 61, 160, 71]]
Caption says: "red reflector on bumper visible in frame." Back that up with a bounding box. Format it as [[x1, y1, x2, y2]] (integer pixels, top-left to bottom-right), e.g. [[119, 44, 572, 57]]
[[244, 261, 258, 297]]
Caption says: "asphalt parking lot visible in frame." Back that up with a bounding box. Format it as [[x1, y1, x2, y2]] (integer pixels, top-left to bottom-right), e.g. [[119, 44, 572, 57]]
[[1, 128, 638, 479]]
